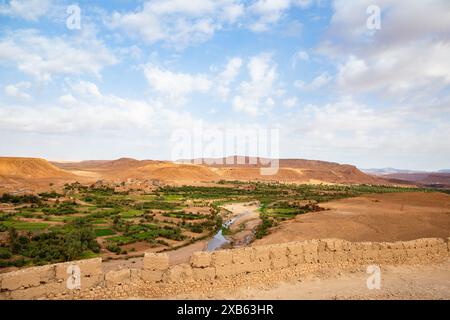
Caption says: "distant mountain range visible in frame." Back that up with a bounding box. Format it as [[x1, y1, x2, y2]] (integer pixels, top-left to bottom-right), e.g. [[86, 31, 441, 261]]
[[362, 168, 450, 175], [0, 156, 389, 186], [361, 168, 422, 175], [362, 168, 450, 187]]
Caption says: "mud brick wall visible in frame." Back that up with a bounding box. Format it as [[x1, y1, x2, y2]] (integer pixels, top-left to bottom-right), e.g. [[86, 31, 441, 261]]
[[0, 258, 102, 299], [1, 237, 449, 299]]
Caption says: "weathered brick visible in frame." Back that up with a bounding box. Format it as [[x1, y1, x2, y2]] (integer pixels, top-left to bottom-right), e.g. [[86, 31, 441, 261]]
[[215, 264, 237, 278], [303, 240, 319, 254], [287, 252, 306, 266], [286, 242, 304, 256], [211, 250, 232, 267], [55, 258, 102, 280], [193, 267, 216, 280], [318, 251, 334, 263], [80, 274, 104, 290], [232, 247, 253, 264], [190, 252, 212, 268], [252, 246, 270, 262], [143, 252, 169, 271], [105, 269, 131, 287], [271, 257, 289, 269], [269, 244, 287, 259], [163, 264, 193, 282], [9, 282, 66, 300], [140, 269, 164, 282], [1, 265, 55, 291]]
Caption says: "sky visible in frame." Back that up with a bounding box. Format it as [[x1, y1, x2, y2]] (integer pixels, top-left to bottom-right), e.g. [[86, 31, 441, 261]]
[[0, 0, 449, 171]]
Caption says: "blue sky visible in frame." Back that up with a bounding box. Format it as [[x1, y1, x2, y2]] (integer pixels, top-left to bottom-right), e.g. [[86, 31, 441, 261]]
[[0, 0, 449, 170]]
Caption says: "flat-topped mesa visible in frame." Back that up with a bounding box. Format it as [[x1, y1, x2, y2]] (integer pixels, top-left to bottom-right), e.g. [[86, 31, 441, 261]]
[[2, 155, 393, 185]]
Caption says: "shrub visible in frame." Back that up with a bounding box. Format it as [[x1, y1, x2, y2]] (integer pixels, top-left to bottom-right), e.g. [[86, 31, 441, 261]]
[[106, 244, 121, 253]]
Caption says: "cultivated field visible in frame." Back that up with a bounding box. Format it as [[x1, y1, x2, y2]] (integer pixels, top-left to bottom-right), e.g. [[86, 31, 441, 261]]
[[0, 178, 445, 272]]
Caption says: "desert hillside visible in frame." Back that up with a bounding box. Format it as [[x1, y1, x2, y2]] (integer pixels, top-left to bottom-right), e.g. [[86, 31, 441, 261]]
[[0, 157, 74, 179], [179, 156, 388, 184], [384, 172, 450, 187], [0, 156, 390, 186]]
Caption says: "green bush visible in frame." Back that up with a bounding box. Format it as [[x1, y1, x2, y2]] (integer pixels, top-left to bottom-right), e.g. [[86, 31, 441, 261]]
[[106, 244, 121, 253], [190, 225, 204, 233], [0, 193, 41, 204], [94, 228, 116, 237], [0, 247, 12, 259]]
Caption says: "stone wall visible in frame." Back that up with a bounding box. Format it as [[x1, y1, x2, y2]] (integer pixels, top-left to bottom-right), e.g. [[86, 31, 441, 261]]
[[1, 237, 449, 299]]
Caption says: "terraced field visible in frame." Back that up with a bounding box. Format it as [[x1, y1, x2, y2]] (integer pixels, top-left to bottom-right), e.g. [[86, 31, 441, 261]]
[[0, 181, 430, 270]]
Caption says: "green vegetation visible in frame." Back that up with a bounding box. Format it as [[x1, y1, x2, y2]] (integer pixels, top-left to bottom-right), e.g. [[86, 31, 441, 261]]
[[2, 218, 99, 266], [1, 220, 49, 231], [0, 193, 41, 204], [0, 181, 434, 268], [255, 217, 274, 239], [94, 228, 116, 237]]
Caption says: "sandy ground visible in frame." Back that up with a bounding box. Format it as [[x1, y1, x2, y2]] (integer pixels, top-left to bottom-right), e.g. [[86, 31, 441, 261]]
[[167, 259, 450, 300], [167, 241, 208, 265], [222, 203, 261, 231], [221, 203, 261, 247], [255, 192, 450, 245]]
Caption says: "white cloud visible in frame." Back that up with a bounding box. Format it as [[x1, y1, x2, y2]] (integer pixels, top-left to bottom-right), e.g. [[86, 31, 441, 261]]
[[109, 0, 244, 49], [219, 57, 243, 84], [0, 80, 197, 136], [295, 72, 331, 91], [337, 43, 450, 96], [232, 53, 278, 116], [0, 0, 53, 21], [0, 29, 117, 82], [291, 49, 309, 68], [217, 57, 242, 100], [58, 94, 77, 105], [110, 0, 316, 46], [282, 96, 298, 108], [143, 64, 212, 103], [69, 81, 102, 98], [327, 0, 450, 47], [281, 96, 450, 169], [4, 82, 31, 100], [319, 0, 450, 100], [248, 0, 291, 32], [248, 0, 314, 32]]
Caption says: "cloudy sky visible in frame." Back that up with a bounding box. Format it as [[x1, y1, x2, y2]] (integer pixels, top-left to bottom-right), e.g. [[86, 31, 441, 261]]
[[0, 0, 449, 170]]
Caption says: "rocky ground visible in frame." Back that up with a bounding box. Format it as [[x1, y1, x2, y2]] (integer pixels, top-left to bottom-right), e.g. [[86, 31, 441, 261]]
[[52, 258, 450, 300]]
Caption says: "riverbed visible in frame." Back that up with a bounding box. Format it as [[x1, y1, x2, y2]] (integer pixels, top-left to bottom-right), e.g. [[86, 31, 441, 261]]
[[206, 202, 261, 251]]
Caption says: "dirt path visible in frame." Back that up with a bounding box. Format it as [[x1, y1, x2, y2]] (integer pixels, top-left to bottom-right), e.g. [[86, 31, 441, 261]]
[[167, 240, 208, 265], [168, 259, 450, 300]]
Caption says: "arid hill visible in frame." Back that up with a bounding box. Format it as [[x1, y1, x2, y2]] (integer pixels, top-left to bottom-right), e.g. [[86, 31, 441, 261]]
[[51, 158, 160, 173], [0, 156, 392, 187], [383, 172, 450, 188], [179, 156, 388, 185], [0, 157, 74, 179], [49, 156, 389, 185]]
